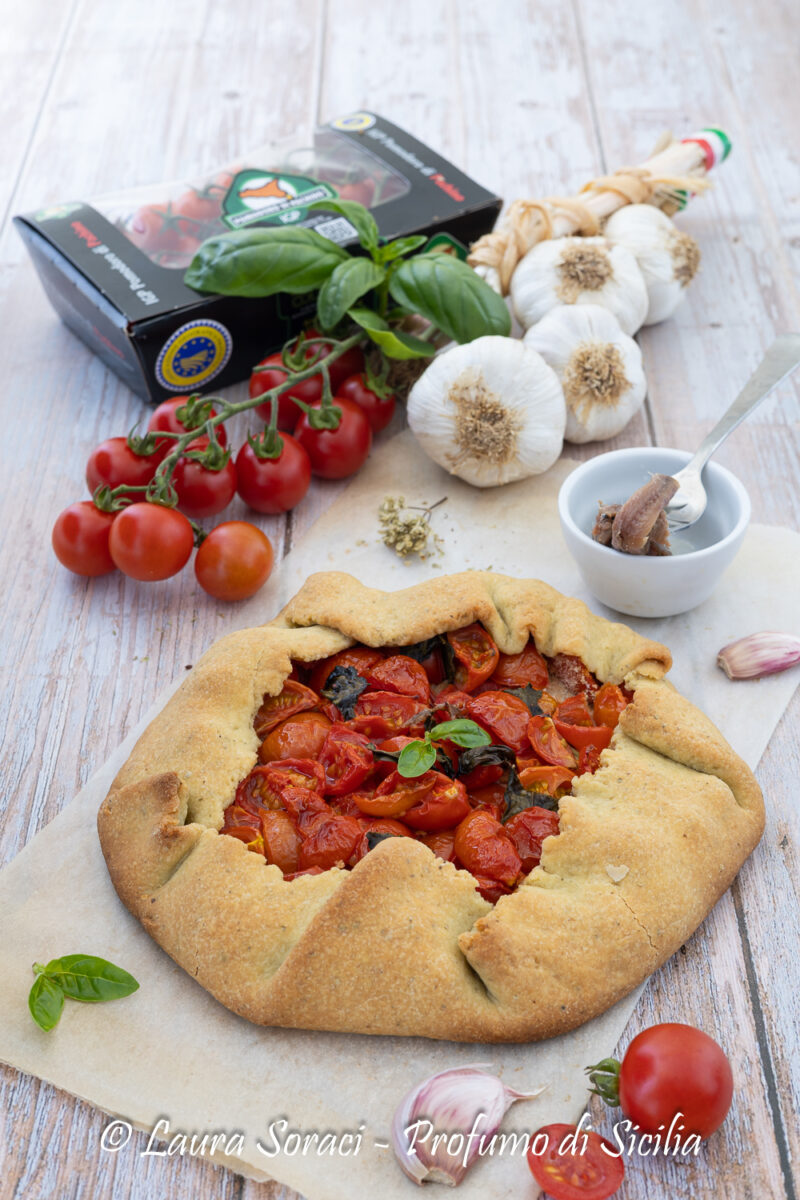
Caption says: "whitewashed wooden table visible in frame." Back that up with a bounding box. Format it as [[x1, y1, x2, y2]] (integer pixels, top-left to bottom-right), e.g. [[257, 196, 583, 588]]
[[1, 1, 798, 1197]]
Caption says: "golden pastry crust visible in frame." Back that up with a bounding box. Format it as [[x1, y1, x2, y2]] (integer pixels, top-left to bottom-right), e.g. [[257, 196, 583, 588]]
[[98, 572, 764, 1042]]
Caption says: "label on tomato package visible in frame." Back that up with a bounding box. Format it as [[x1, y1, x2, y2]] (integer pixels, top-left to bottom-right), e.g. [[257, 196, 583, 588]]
[[221, 170, 338, 229]]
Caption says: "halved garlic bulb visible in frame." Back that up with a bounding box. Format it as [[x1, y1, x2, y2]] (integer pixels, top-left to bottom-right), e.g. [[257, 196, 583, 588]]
[[407, 336, 565, 487], [603, 204, 700, 325], [510, 236, 648, 336], [523, 305, 646, 443]]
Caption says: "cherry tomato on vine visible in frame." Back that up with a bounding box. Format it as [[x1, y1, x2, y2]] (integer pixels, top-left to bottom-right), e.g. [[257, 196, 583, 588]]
[[235, 434, 311, 514], [617, 1023, 733, 1140], [194, 521, 274, 602], [294, 397, 372, 480], [126, 203, 199, 263], [51, 502, 116, 577], [336, 373, 396, 432], [147, 396, 227, 459], [172, 455, 238, 519], [526, 1124, 624, 1200], [174, 185, 223, 226], [86, 437, 158, 501], [108, 503, 194, 581], [250, 352, 315, 429]]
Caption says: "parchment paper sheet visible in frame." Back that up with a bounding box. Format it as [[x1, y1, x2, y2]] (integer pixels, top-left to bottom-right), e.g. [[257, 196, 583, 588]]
[[1, 433, 797, 1198]]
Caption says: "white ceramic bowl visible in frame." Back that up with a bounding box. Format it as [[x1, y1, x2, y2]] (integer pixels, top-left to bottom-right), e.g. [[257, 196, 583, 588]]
[[557, 447, 751, 618]]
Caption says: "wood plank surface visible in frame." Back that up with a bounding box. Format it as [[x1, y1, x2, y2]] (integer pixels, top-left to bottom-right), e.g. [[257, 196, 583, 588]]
[[0, 1, 798, 1198]]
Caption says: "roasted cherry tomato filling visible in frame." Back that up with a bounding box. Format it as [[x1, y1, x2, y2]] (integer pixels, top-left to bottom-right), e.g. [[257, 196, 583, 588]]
[[222, 626, 632, 902]]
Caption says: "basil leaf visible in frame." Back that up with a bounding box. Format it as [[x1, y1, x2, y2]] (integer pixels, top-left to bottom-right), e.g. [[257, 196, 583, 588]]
[[388, 254, 511, 343], [397, 739, 437, 778], [503, 685, 545, 717], [377, 235, 428, 264], [457, 744, 516, 775], [28, 975, 65, 1032], [502, 767, 559, 824], [41, 955, 140, 1003], [433, 746, 458, 778], [348, 307, 436, 360], [366, 830, 403, 851], [367, 743, 400, 764], [309, 198, 379, 255], [429, 718, 491, 748], [317, 258, 386, 331], [397, 635, 455, 683], [321, 665, 368, 720], [185, 227, 349, 297]]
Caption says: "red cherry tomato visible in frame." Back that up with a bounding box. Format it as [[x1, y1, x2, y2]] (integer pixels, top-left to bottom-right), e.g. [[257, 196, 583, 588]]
[[235, 435, 311, 515], [329, 345, 365, 390], [86, 437, 159, 501], [466, 691, 531, 753], [319, 725, 374, 796], [355, 772, 434, 818], [172, 456, 237, 519], [402, 773, 470, 833], [258, 711, 333, 763], [108, 503, 194, 581], [505, 806, 560, 873], [548, 653, 600, 698], [528, 716, 579, 769], [364, 655, 431, 703], [579, 743, 603, 775], [418, 829, 457, 862], [296, 812, 363, 871], [223, 826, 265, 855], [353, 817, 413, 862], [254, 681, 320, 737], [336, 373, 396, 433], [260, 810, 301, 873], [517, 765, 575, 795], [447, 624, 499, 692], [194, 522, 273, 601], [337, 179, 376, 206], [490, 642, 549, 689], [249, 353, 312, 430], [52, 502, 116, 577], [309, 647, 383, 694], [593, 683, 629, 729], [147, 396, 227, 459], [352, 691, 427, 736], [453, 809, 521, 888], [617, 1023, 734, 1140], [555, 694, 595, 726], [526, 1124, 624, 1200], [126, 203, 199, 264], [553, 717, 613, 753], [174, 185, 223, 226], [294, 397, 372, 480]]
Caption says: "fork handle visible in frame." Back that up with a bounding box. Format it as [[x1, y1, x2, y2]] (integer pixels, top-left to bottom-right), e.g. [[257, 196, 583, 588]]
[[680, 334, 800, 478]]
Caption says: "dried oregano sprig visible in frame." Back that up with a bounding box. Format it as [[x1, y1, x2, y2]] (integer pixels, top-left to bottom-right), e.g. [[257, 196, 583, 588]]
[[378, 496, 446, 560]]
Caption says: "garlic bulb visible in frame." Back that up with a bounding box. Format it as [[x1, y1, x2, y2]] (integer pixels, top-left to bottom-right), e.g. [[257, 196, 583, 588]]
[[407, 336, 565, 487], [391, 1064, 546, 1186], [523, 305, 646, 443], [510, 236, 648, 336], [603, 205, 700, 325]]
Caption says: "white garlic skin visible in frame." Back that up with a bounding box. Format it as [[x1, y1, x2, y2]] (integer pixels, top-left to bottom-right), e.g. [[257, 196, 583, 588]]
[[510, 235, 648, 336], [407, 336, 565, 488], [603, 205, 699, 325], [524, 305, 646, 444]]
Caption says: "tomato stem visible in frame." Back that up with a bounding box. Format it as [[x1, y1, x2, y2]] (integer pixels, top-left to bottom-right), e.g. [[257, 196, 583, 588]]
[[585, 1057, 621, 1107]]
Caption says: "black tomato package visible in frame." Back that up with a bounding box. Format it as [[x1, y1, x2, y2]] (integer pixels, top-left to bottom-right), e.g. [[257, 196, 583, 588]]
[[14, 112, 501, 402]]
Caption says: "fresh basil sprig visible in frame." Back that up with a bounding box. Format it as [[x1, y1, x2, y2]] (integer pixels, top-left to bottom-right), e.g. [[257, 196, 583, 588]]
[[397, 718, 490, 778], [388, 252, 511, 342], [28, 955, 139, 1032], [184, 227, 349, 298]]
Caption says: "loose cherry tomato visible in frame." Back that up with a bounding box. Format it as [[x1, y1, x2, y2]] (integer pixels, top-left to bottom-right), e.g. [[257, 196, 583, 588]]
[[86, 437, 159, 501], [526, 1123, 624, 1200], [353, 817, 413, 862], [466, 691, 531, 753], [617, 1023, 734, 1140], [320, 725, 374, 796], [194, 522, 273, 601], [528, 716, 578, 769], [490, 642, 549, 689], [147, 396, 228, 459], [548, 653, 600, 698], [403, 774, 470, 833], [593, 683, 629, 729], [258, 711, 333, 762], [352, 691, 427, 736], [235, 434, 311, 514], [52, 502, 116, 576], [260, 810, 301, 873], [172, 455, 237, 519], [468, 782, 507, 818], [364, 655, 431, 703], [447, 624, 499, 692], [336, 373, 396, 433], [296, 812, 363, 870], [506, 806, 560, 873], [108, 503, 193, 581], [294, 397, 372, 480], [279, 784, 329, 831], [254, 681, 320, 737], [309, 647, 383, 693], [418, 829, 457, 862], [518, 765, 575, 795], [453, 809, 521, 888]]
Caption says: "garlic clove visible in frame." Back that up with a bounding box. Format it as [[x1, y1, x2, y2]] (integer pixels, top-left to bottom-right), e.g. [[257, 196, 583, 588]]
[[717, 632, 800, 680], [523, 304, 647, 444], [407, 336, 565, 488], [603, 205, 700, 326], [391, 1063, 546, 1186], [510, 236, 648, 335]]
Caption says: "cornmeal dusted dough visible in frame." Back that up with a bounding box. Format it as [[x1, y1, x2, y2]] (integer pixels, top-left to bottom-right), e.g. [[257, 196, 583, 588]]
[[98, 572, 764, 1042]]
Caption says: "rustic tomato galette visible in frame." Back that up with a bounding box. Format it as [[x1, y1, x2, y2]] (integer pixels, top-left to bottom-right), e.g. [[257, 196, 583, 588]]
[[98, 572, 764, 1042]]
